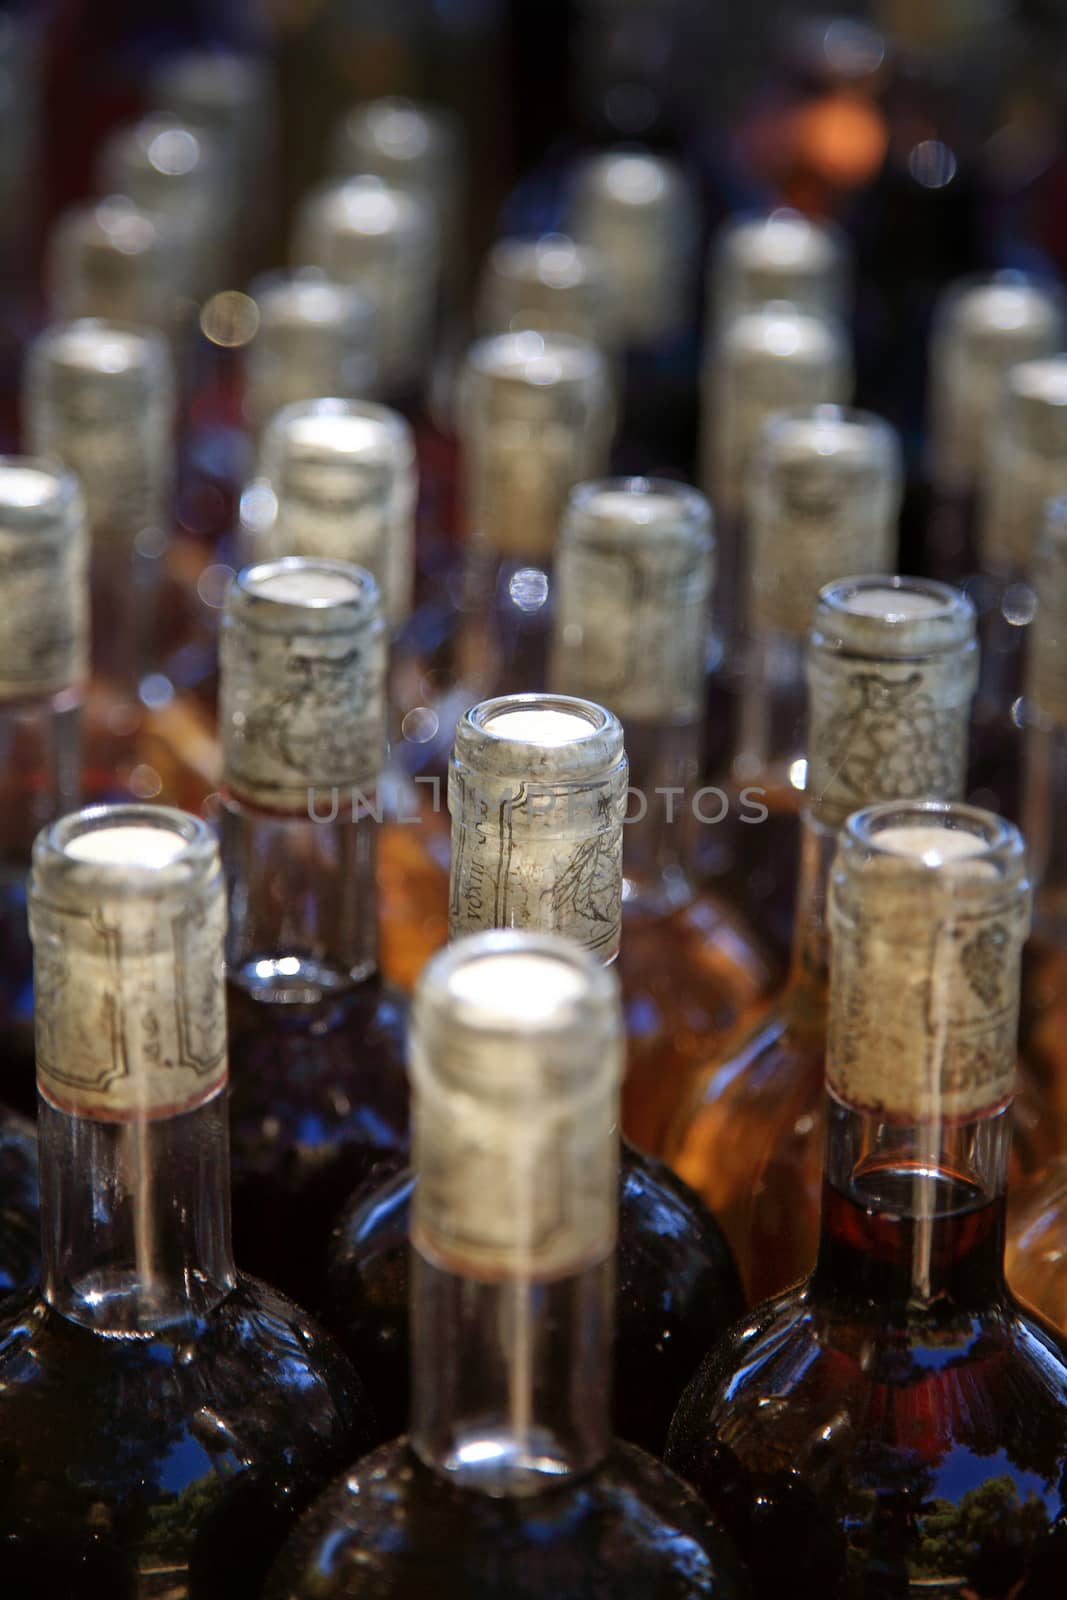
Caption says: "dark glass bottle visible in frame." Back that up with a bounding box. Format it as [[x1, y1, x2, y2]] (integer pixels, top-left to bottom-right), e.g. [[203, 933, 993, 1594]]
[[548, 476, 774, 1153], [269, 931, 751, 1599], [666, 800, 1067, 1599], [0, 458, 84, 1111], [667, 576, 987, 1301], [0, 802, 373, 1596], [322, 693, 745, 1455], [217, 557, 409, 1309]]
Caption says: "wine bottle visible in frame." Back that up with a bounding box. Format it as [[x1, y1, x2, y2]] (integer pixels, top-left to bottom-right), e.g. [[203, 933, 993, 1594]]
[[548, 475, 775, 1153], [569, 147, 700, 473], [477, 235, 616, 349], [95, 113, 228, 304], [704, 404, 901, 961], [666, 798, 1067, 1598], [241, 272, 378, 440], [448, 330, 614, 708], [710, 209, 851, 328], [970, 352, 1067, 820], [0, 458, 85, 1110], [668, 575, 985, 1300], [329, 97, 464, 294], [218, 556, 408, 1307], [45, 197, 182, 337], [268, 930, 752, 1600], [925, 271, 1062, 588], [324, 692, 745, 1454], [291, 174, 440, 407], [1004, 497, 1067, 1322], [0, 802, 373, 1595], [700, 300, 851, 766], [21, 321, 179, 796]]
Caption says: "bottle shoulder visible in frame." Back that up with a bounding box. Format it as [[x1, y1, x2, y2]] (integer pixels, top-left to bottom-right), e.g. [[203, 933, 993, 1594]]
[[267, 1439, 751, 1600], [0, 1274, 371, 1444]]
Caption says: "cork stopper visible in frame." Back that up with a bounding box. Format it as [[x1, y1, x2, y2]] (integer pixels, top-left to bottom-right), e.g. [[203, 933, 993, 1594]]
[[24, 319, 176, 544], [979, 355, 1067, 572], [1027, 498, 1067, 724], [256, 398, 416, 627], [457, 330, 614, 558], [569, 149, 697, 343], [748, 406, 902, 639], [828, 801, 1029, 1121], [478, 235, 618, 350], [292, 175, 440, 393], [411, 930, 621, 1278], [711, 210, 850, 324], [29, 804, 228, 1121], [704, 301, 852, 516], [0, 458, 88, 699], [448, 693, 627, 960], [806, 575, 978, 826], [928, 274, 1063, 494], [550, 477, 714, 719], [244, 272, 378, 432], [46, 199, 178, 331], [219, 557, 386, 812]]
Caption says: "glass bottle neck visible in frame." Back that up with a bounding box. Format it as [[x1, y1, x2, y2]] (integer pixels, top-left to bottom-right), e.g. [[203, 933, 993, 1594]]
[[1024, 715, 1067, 947], [812, 1095, 1011, 1313], [39, 1089, 237, 1333], [0, 691, 81, 873], [783, 812, 838, 1026], [731, 623, 807, 793], [410, 1245, 613, 1496], [221, 792, 379, 1004], [621, 713, 702, 912]]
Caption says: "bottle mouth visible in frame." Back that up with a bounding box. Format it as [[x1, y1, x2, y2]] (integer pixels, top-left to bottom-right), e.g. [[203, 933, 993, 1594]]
[[32, 803, 220, 903], [565, 475, 712, 543], [812, 573, 976, 656], [229, 555, 383, 629], [263, 395, 411, 465], [0, 457, 83, 526], [455, 693, 625, 784], [837, 799, 1027, 898]]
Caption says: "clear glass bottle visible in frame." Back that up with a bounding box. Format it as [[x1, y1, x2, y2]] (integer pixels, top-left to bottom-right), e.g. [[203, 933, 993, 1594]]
[[218, 557, 408, 1309], [707, 405, 902, 962], [150, 50, 275, 278], [45, 197, 182, 337], [925, 272, 1063, 589], [667, 575, 985, 1301], [548, 476, 775, 1153], [242, 271, 378, 439], [666, 800, 1067, 1599], [700, 301, 852, 732], [568, 147, 700, 473], [0, 458, 85, 1108], [269, 931, 751, 1600], [449, 329, 614, 711], [329, 96, 463, 292], [1004, 498, 1067, 1325], [710, 209, 851, 327], [970, 353, 1067, 820], [476, 233, 617, 351], [23, 318, 185, 796], [323, 693, 746, 1454], [0, 802, 372, 1595], [291, 175, 440, 405], [95, 113, 228, 303]]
